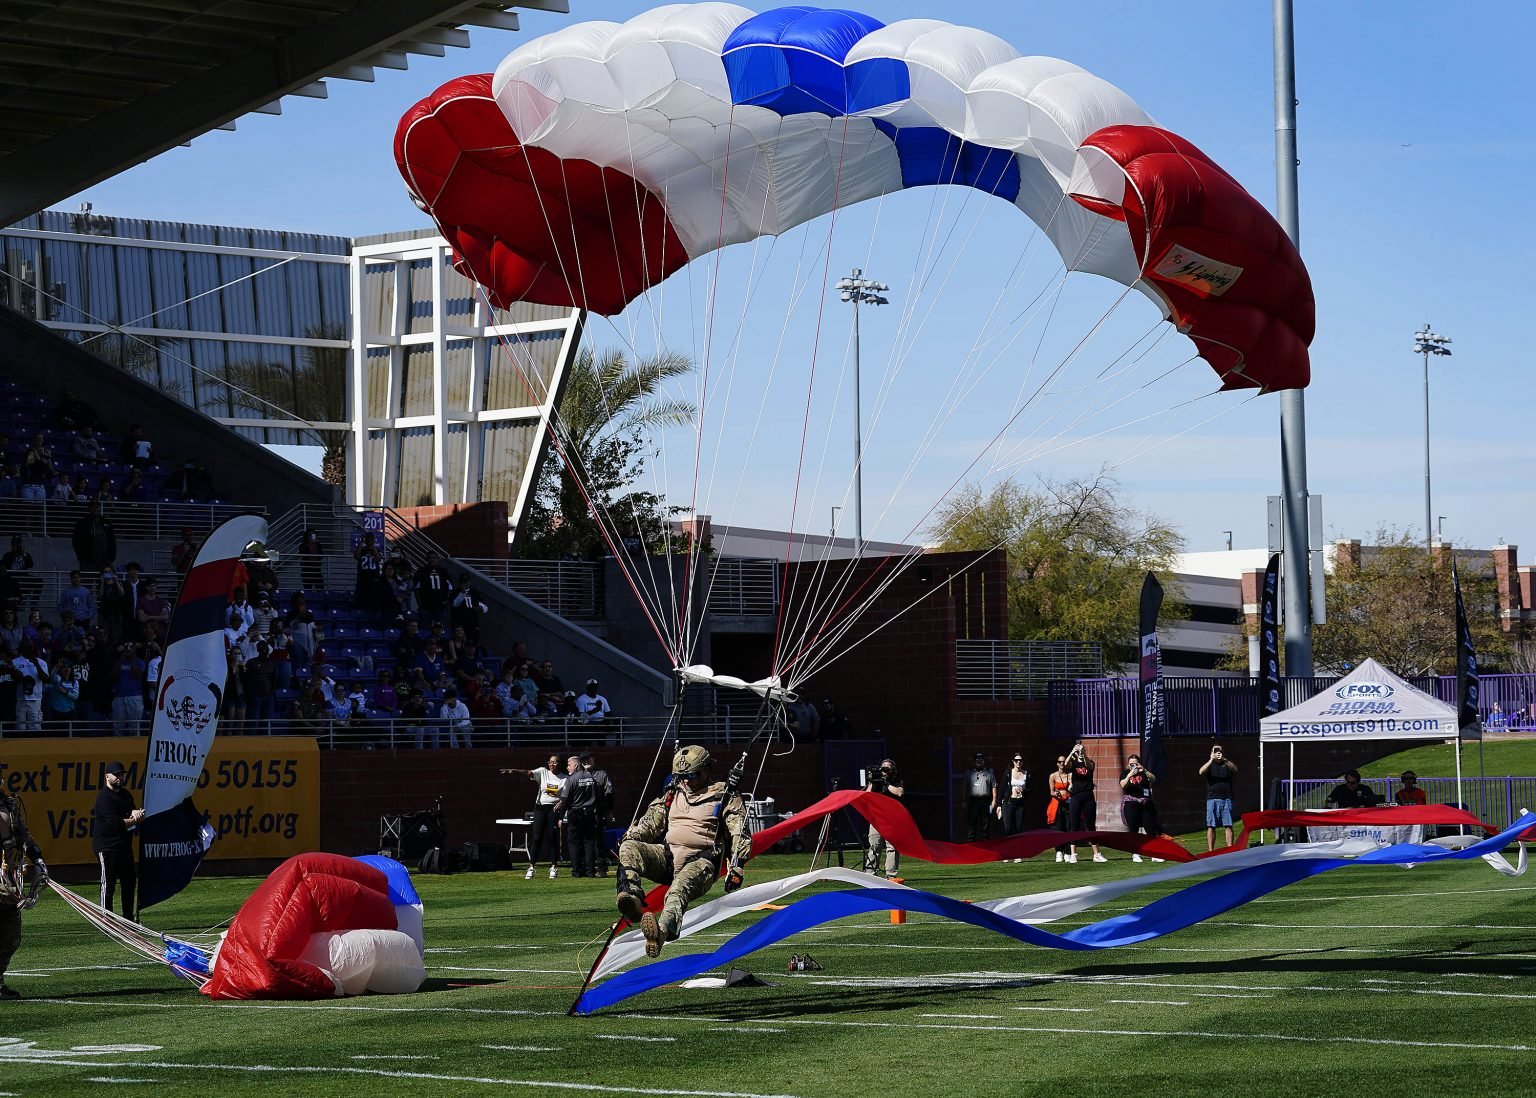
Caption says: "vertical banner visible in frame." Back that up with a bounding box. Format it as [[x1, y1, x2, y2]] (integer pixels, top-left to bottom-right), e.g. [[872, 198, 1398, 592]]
[[141, 513, 269, 910], [1138, 572, 1168, 779], [1260, 553, 1282, 716], [1453, 561, 1481, 737]]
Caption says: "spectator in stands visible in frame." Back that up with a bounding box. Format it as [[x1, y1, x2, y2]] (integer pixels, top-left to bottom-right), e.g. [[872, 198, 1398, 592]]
[[71, 426, 101, 464], [43, 657, 80, 727], [450, 575, 488, 645], [244, 642, 277, 732], [19, 434, 53, 501], [1326, 770, 1377, 809], [72, 474, 93, 500], [118, 468, 147, 503], [56, 611, 85, 654], [170, 528, 198, 575], [414, 552, 453, 626], [31, 619, 56, 665], [284, 594, 316, 665], [1119, 753, 1160, 862], [143, 642, 163, 720], [136, 579, 170, 644], [440, 686, 473, 749], [227, 586, 255, 633], [468, 673, 500, 723], [120, 424, 153, 468], [50, 472, 73, 501], [121, 562, 144, 628], [372, 668, 400, 716], [307, 627, 329, 678], [391, 617, 424, 664], [71, 500, 118, 572], [450, 625, 485, 661], [53, 387, 98, 432], [250, 592, 278, 638], [58, 571, 95, 627], [1000, 753, 1031, 843], [267, 625, 292, 691], [0, 570, 20, 617], [12, 640, 46, 731], [576, 678, 611, 722], [384, 561, 415, 618], [411, 640, 447, 694], [353, 533, 387, 614], [109, 642, 145, 736], [1394, 770, 1427, 806], [496, 669, 536, 719], [298, 529, 325, 591], [532, 659, 565, 710], [511, 660, 539, 707], [1, 538, 36, 606], [0, 644, 15, 727], [79, 631, 112, 721], [376, 561, 405, 618], [0, 463, 18, 499], [0, 609, 20, 652], [1200, 744, 1239, 851], [97, 566, 128, 646], [222, 608, 250, 662], [450, 644, 482, 696], [821, 698, 854, 738], [172, 461, 216, 500]]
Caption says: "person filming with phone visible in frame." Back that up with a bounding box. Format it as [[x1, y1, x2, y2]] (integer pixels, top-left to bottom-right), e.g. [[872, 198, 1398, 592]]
[[1200, 744, 1238, 851]]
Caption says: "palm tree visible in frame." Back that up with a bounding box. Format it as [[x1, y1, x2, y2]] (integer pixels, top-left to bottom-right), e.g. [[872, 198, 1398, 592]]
[[522, 346, 695, 558], [224, 323, 348, 487]]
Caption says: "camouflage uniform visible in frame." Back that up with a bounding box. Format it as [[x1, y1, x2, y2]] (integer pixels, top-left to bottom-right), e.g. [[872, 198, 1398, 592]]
[[0, 793, 44, 997], [617, 780, 750, 946]]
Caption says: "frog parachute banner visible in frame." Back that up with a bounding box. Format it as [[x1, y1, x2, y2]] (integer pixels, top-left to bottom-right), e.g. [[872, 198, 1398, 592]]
[[396, 3, 1314, 393]]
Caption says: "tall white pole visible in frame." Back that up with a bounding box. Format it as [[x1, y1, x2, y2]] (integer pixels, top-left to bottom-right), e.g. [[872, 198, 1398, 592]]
[[1274, 0, 1313, 676], [1423, 344, 1433, 556], [852, 290, 863, 556]]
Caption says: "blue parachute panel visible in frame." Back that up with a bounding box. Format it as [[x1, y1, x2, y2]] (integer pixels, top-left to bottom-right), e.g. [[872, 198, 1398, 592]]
[[723, 6, 900, 116]]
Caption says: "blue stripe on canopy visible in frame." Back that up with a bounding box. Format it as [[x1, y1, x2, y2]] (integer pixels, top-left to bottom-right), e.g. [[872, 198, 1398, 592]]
[[871, 120, 1022, 200], [723, 6, 903, 116], [575, 815, 1534, 1013]]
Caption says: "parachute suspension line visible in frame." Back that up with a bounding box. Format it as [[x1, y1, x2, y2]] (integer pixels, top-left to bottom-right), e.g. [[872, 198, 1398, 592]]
[[769, 113, 859, 681], [776, 280, 1145, 684], [475, 289, 679, 666], [46, 881, 209, 987], [78, 255, 299, 349]]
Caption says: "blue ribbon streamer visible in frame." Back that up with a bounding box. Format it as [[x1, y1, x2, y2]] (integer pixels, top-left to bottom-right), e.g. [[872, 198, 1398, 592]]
[[576, 818, 1530, 1013]]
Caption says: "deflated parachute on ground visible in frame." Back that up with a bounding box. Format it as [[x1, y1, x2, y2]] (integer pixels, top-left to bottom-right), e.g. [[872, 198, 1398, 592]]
[[396, 3, 1314, 391], [202, 853, 425, 1000]]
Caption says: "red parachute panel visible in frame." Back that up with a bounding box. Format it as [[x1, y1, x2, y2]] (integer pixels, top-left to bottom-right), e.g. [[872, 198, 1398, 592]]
[[1075, 125, 1314, 392], [201, 852, 398, 1000], [394, 73, 690, 314]]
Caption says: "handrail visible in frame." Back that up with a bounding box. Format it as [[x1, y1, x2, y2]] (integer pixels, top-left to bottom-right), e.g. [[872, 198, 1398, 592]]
[[0, 497, 265, 543], [957, 639, 1104, 700]]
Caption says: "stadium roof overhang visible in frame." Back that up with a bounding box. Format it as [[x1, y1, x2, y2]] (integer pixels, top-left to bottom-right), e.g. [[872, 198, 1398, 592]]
[[0, 0, 567, 227]]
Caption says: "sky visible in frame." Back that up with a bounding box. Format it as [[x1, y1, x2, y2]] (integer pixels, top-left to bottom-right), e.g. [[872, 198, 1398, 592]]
[[65, 1, 1536, 559]]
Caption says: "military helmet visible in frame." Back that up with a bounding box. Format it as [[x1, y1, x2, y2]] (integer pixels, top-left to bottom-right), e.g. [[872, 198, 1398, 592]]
[[672, 745, 712, 777]]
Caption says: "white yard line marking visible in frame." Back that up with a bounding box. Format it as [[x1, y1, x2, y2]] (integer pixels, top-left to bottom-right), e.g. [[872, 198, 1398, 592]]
[[4, 1059, 805, 1097], [1013, 1007, 1096, 1013], [351, 1055, 439, 1061], [706, 1028, 785, 1035], [1109, 1000, 1188, 1007], [429, 966, 577, 976], [1194, 993, 1273, 1000], [84, 1079, 159, 1084], [1212, 921, 1536, 931], [595, 1035, 677, 1043], [919, 1013, 1002, 1020], [484, 1046, 563, 1053]]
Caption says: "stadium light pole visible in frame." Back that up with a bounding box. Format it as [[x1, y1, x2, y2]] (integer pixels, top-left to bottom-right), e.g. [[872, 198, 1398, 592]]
[[836, 268, 889, 555], [1413, 324, 1452, 557], [1273, 0, 1313, 676]]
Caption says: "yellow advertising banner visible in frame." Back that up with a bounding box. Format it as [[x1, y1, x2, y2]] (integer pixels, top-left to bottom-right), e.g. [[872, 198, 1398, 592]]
[[0, 736, 319, 865]]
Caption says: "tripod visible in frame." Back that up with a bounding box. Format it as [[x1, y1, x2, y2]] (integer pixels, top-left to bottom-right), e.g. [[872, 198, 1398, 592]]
[[809, 778, 867, 870]]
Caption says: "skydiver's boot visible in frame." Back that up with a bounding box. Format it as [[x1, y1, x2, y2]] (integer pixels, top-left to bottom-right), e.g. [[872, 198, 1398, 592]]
[[615, 867, 645, 924], [639, 910, 678, 958]]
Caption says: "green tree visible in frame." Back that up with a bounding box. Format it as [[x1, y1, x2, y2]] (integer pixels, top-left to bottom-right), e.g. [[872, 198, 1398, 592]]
[[931, 472, 1185, 665], [519, 346, 694, 559], [223, 324, 348, 487], [1313, 528, 1513, 676]]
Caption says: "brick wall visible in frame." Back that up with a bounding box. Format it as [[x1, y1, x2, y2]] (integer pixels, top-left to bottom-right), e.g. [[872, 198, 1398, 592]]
[[392, 502, 511, 559], [318, 742, 827, 856]]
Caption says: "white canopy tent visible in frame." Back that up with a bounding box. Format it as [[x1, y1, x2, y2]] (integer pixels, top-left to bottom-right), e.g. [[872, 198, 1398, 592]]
[[1259, 658, 1479, 810]]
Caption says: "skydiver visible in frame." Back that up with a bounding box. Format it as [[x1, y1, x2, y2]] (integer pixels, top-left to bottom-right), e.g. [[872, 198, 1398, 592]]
[[615, 746, 750, 958], [0, 789, 47, 1000]]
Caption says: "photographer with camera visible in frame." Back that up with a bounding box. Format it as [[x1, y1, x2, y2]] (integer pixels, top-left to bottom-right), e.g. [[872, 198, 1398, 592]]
[[1119, 753, 1161, 862], [1064, 742, 1105, 863], [1199, 744, 1239, 851], [862, 757, 903, 878]]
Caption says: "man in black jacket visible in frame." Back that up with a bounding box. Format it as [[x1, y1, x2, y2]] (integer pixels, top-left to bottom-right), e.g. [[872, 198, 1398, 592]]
[[92, 762, 143, 919], [555, 753, 613, 878]]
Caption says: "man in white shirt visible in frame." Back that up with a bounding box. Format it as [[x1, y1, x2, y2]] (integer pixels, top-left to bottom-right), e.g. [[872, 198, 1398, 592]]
[[499, 752, 566, 879], [11, 642, 46, 731], [575, 678, 611, 722], [439, 687, 473, 749]]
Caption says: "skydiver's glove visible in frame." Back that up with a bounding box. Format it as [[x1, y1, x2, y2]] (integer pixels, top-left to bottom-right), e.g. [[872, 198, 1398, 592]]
[[723, 864, 745, 893], [32, 858, 47, 883]]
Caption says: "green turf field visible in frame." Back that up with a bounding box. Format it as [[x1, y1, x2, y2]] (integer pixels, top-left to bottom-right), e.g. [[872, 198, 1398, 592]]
[[1362, 736, 1536, 780], [5, 841, 1535, 1097]]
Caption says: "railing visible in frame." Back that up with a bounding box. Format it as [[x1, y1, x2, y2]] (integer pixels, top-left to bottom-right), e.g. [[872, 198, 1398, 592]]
[[1277, 776, 1536, 832], [3, 567, 184, 617], [704, 557, 778, 617], [0, 497, 264, 543], [1049, 673, 1536, 738], [460, 558, 604, 620], [3, 713, 772, 750], [956, 640, 1104, 700]]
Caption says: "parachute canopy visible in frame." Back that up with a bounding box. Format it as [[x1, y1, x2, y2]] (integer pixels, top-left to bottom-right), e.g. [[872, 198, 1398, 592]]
[[202, 853, 425, 1000], [395, 3, 1313, 391]]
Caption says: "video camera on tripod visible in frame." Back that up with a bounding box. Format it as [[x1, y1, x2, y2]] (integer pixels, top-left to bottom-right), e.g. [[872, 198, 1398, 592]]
[[859, 761, 897, 795]]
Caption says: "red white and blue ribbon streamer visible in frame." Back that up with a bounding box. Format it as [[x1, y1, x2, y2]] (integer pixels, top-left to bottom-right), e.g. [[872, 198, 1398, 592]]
[[574, 810, 1530, 1014]]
